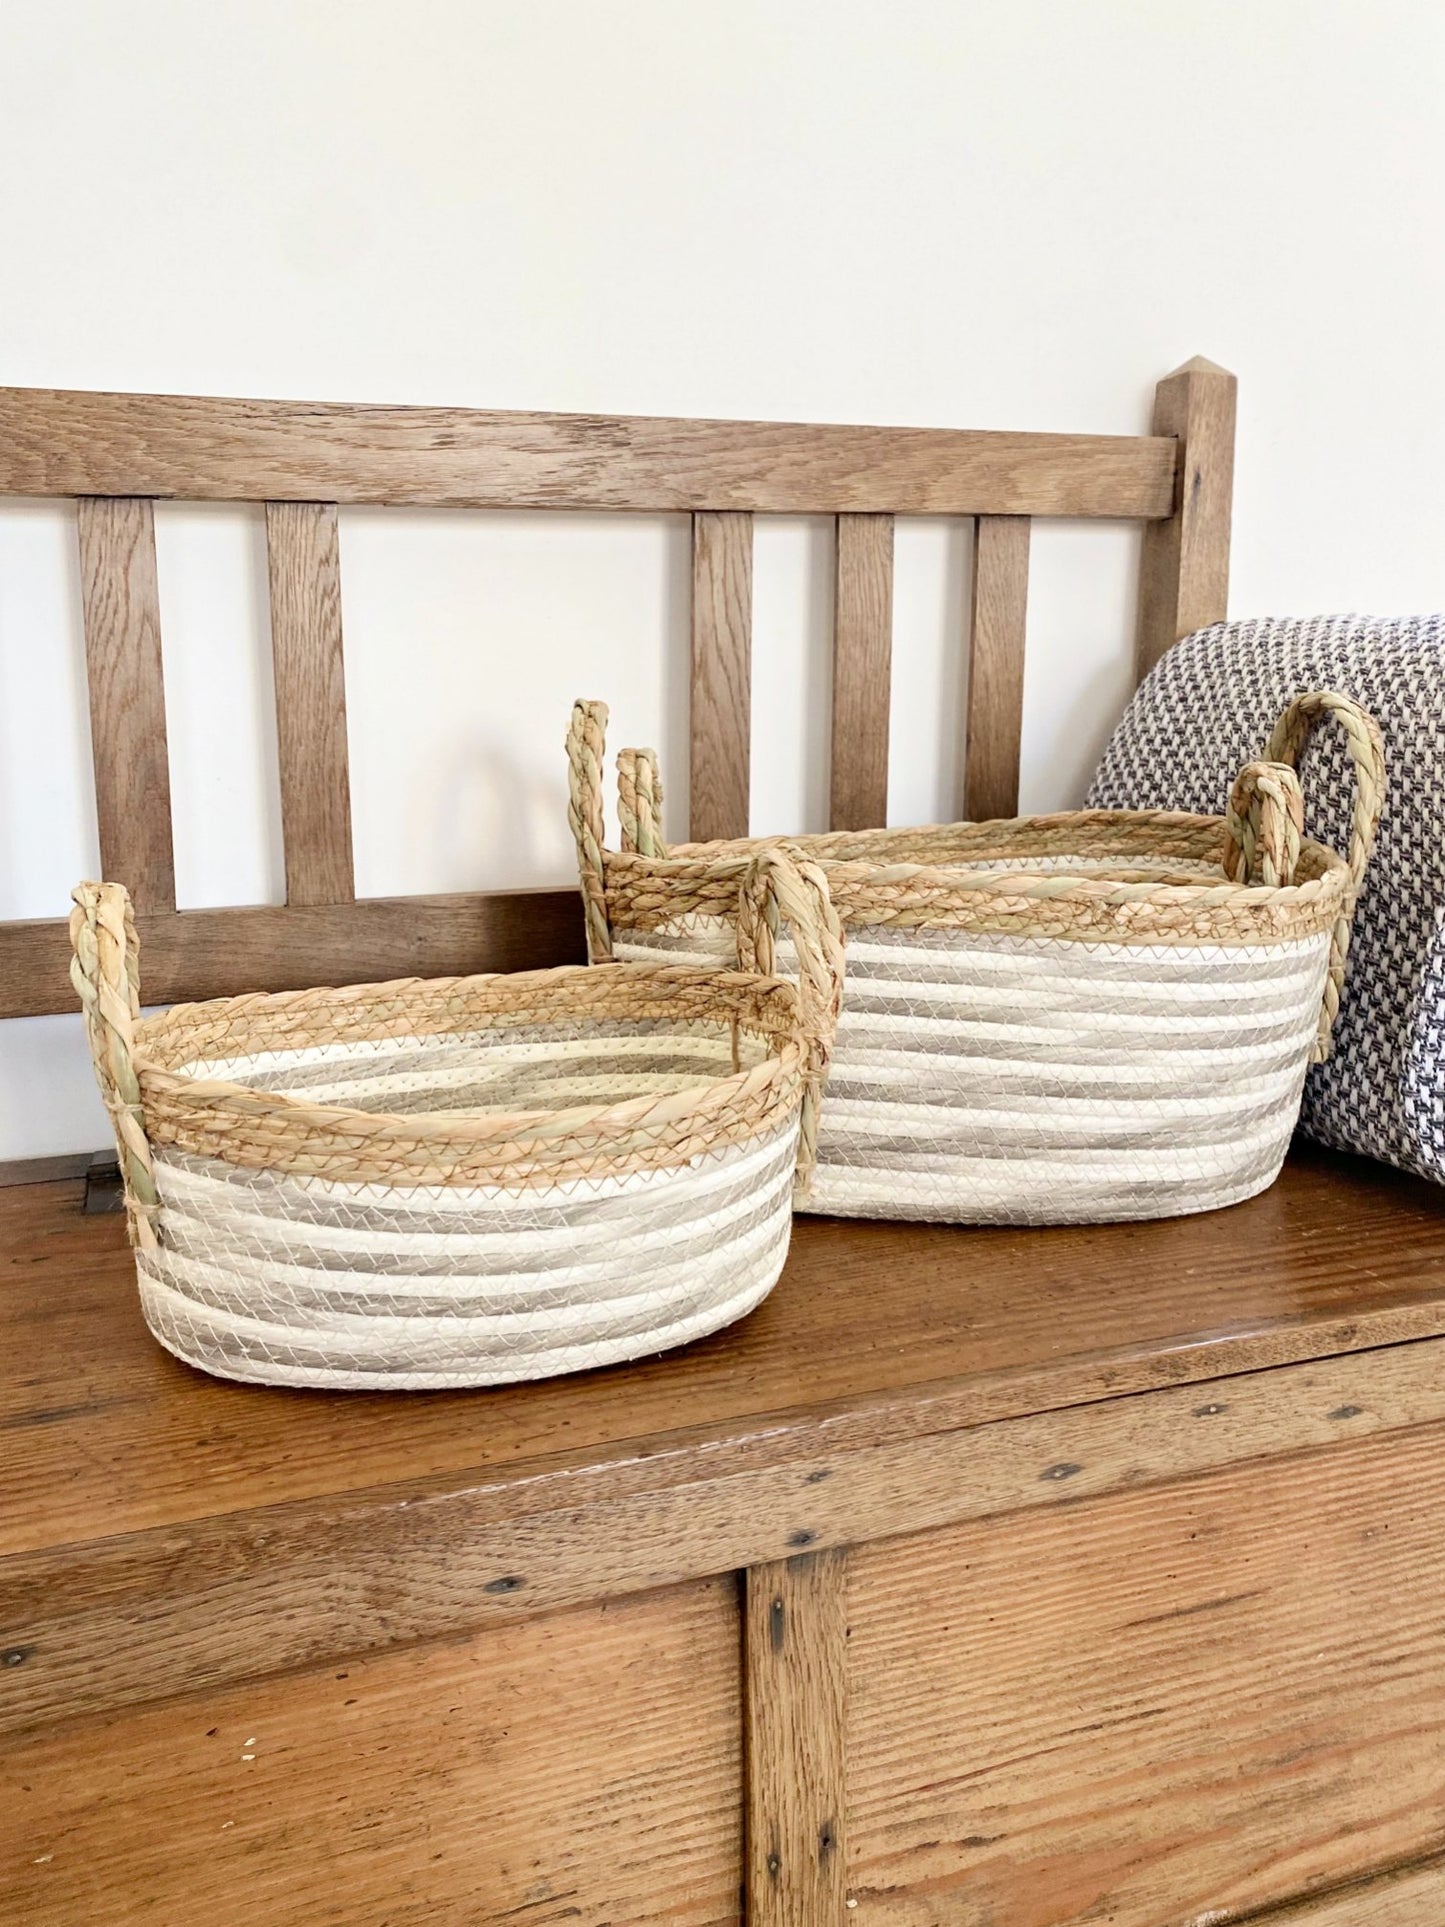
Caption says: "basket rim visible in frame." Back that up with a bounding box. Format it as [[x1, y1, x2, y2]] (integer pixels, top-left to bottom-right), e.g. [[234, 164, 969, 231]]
[[598, 823, 1353, 953], [130, 959, 811, 1154], [613, 810, 1350, 904]]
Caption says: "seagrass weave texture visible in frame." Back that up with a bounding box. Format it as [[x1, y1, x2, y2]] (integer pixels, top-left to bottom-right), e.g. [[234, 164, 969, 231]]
[[569, 691, 1383, 1226], [70, 847, 844, 1390]]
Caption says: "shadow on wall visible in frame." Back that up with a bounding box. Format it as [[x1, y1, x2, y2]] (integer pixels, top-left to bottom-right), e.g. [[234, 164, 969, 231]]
[[424, 735, 585, 896]]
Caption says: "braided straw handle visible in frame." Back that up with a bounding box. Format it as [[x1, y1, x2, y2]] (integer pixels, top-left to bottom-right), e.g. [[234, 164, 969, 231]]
[[617, 746, 668, 858], [567, 698, 670, 952], [1258, 689, 1386, 1062], [69, 881, 159, 1249], [734, 845, 845, 1197], [1221, 762, 1306, 888], [566, 699, 614, 961]]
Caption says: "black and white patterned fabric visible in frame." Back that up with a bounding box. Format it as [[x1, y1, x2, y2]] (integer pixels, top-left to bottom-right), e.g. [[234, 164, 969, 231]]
[[1089, 616, 1445, 1183]]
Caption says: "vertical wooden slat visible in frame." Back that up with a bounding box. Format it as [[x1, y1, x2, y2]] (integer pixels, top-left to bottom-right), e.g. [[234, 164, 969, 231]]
[[1135, 356, 1237, 682], [265, 501, 354, 906], [689, 510, 753, 843], [77, 497, 175, 911], [964, 515, 1032, 820], [830, 513, 893, 832], [745, 1549, 849, 1925]]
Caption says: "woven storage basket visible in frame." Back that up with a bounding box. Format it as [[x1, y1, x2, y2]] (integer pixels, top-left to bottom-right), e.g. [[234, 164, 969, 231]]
[[568, 690, 1385, 1226], [71, 847, 843, 1390]]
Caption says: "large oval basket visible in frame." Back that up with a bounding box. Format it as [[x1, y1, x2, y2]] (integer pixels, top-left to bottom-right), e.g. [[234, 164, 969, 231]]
[[71, 849, 842, 1390], [569, 691, 1385, 1226]]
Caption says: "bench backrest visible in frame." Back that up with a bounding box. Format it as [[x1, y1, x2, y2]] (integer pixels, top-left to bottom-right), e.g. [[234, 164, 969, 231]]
[[0, 358, 1235, 1017]]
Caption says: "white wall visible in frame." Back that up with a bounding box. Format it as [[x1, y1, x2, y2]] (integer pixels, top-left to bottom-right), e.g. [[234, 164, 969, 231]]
[[2, 0, 1442, 1159]]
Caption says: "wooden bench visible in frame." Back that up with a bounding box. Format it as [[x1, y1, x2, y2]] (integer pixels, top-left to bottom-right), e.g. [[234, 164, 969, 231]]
[[4, 365, 1445, 1925]]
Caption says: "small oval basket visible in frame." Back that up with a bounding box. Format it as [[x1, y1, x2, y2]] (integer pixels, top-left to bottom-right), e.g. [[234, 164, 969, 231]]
[[71, 848, 843, 1390], [569, 690, 1385, 1226]]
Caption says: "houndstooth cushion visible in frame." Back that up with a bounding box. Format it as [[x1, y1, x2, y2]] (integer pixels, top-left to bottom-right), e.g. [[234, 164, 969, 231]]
[[1089, 616, 1445, 1183]]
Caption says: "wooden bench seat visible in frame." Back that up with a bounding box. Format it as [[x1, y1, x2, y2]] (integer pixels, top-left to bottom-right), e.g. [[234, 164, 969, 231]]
[[5, 1145, 1445, 1924], [4, 1143, 1445, 1560]]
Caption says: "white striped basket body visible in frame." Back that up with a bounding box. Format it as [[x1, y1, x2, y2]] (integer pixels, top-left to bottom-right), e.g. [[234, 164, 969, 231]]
[[615, 918, 1332, 1225], [133, 1018, 799, 1390], [138, 1131, 799, 1391]]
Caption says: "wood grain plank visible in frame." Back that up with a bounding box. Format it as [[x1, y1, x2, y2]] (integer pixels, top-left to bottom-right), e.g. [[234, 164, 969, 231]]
[[265, 501, 353, 905], [846, 1426, 1445, 1924], [1135, 355, 1237, 679], [76, 497, 175, 911], [690, 510, 753, 842], [830, 514, 894, 831], [0, 1577, 741, 1927], [1258, 1854, 1445, 1922], [745, 1551, 847, 1925], [964, 515, 1031, 820], [8, 1335, 1445, 1737], [0, 887, 585, 1018], [0, 386, 1179, 518]]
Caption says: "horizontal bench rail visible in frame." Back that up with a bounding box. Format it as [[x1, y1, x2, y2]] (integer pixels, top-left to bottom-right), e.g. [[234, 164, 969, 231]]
[[0, 890, 585, 1019], [0, 387, 1179, 518]]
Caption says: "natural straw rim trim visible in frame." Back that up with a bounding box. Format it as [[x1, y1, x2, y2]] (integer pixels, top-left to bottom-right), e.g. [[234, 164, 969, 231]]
[[596, 839, 1352, 956], [134, 1051, 806, 1170], [138, 962, 808, 1069], [599, 830, 1346, 916], [130, 966, 809, 1150]]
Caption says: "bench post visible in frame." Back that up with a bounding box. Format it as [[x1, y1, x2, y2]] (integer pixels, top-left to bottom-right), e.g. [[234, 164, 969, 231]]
[[1135, 356, 1237, 682]]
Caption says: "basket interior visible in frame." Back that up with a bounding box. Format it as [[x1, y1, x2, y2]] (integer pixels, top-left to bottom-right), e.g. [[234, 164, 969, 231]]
[[672, 814, 1342, 889], [135, 966, 800, 1122]]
